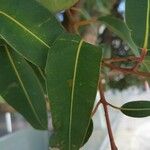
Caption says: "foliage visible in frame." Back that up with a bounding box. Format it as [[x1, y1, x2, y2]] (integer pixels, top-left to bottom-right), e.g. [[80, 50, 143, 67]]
[[36, 0, 79, 12], [0, 0, 150, 150]]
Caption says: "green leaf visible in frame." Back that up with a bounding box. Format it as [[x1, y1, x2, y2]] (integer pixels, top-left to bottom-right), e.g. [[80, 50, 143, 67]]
[[36, 0, 78, 12], [121, 101, 150, 118], [96, 0, 114, 15], [46, 33, 102, 150], [0, 45, 47, 130], [81, 119, 93, 146], [28, 62, 47, 93], [50, 119, 93, 148], [99, 15, 139, 56], [125, 0, 150, 49], [0, 95, 4, 103], [0, 0, 64, 68]]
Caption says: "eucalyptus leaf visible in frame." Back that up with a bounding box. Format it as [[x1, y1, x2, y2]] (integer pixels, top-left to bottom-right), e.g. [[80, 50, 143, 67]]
[[0, 45, 47, 130], [81, 119, 93, 146], [28, 62, 47, 93], [99, 15, 139, 56], [46, 33, 102, 150], [125, 0, 150, 49], [96, 0, 113, 15], [0, 95, 4, 103], [36, 0, 78, 12], [0, 0, 64, 68], [121, 101, 150, 118]]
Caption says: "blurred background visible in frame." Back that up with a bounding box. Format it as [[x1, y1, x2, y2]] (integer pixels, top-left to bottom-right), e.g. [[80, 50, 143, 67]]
[[0, 0, 150, 149]]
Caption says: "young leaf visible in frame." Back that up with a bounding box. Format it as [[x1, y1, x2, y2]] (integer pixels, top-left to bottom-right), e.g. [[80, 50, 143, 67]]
[[121, 101, 150, 118], [46, 33, 102, 150], [125, 0, 150, 49], [36, 0, 79, 12], [99, 15, 139, 56], [0, 45, 47, 130], [0, 0, 64, 68]]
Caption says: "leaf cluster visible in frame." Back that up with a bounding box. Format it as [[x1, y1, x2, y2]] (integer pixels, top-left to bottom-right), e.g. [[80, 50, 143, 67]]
[[0, 0, 150, 150]]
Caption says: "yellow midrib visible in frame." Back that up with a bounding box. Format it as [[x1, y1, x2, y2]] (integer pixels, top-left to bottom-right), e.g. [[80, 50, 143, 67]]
[[143, 0, 150, 48], [68, 40, 83, 150], [5, 45, 45, 129], [121, 107, 150, 111], [0, 11, 50, 48]]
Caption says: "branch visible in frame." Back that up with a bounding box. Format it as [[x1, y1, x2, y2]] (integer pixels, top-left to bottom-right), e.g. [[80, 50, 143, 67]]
[[103, 56, 140, 63], [103, 61, 150, 78], [132, 48, 147, 70], [99, 80, 118, 150], [92, 99, 101, 117]]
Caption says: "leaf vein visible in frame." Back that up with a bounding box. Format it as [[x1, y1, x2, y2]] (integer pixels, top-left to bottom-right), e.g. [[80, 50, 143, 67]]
[[0, 11, 50, 48], [69, 40, 83, 150], [5, 45, 44, 129], [143, 0, 150, 48]]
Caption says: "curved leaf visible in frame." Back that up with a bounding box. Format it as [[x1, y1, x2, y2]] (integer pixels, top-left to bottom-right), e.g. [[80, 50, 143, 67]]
[[0, 45, 47, 130], [125, 0, 150, 49], [81, 119, 93, 146], [28, 62, 47, 93], [46, 33, 102, 150], [99, 15, 139, 56], [121, 101, 150, 118], [0, 0, 64, 68], [36, 0, 78, 12]]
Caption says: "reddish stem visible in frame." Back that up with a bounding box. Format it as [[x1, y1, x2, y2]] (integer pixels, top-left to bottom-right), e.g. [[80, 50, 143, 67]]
[[99, 81, 118, 150], [92, 99, 101, 117], [103, 62, 150, 78], [102, 48, 150, 78], [103, 56, 140, 63], [132, 48, 147, 70]]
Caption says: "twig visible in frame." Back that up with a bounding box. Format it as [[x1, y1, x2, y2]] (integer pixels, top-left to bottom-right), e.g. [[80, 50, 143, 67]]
[[103, 62, 150, 78], [92, 99, 101, 117], [103, 56, 140, 63], [102, 47, 150, 78], [99, 80, 118, 150], [74, 18, 97, 33], [107, 102, 121, 110], [132, 48, 147, 70]]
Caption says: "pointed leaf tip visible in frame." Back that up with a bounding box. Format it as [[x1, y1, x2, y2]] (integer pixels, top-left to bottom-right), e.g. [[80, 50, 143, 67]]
[[121, 101, 150, 118]]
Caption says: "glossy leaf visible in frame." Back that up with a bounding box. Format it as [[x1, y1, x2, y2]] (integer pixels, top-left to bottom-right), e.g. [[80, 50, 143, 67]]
[[36, 0, 78, 12], [0, 45, 47, 130], [125, 0, 150, 49], [99, 15, 139, 56], [121, 101, 150, 118], [0, 0, 64, 68], [46, 33, 102, 150]]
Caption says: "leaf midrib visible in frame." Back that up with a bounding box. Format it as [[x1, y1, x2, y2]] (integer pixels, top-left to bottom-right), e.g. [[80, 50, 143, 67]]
[[143, 0, 150, 48], [0, 10, 50, 48], [122, 107, 150, 111], [68, 40, 83, 150], [5, 45, 45, 129]]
